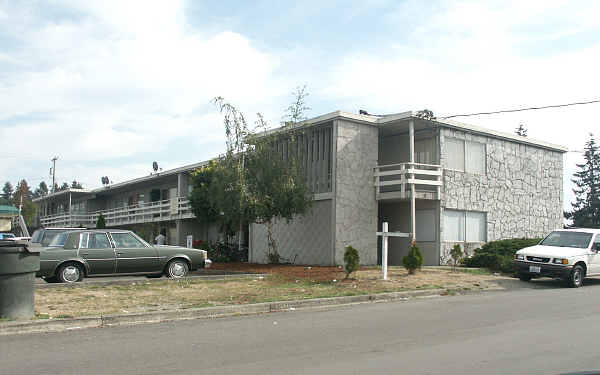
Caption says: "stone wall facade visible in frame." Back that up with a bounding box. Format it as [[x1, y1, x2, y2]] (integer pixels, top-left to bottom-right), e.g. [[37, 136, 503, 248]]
[[439, 127, 564, 263], [333, 119, 379, 265]]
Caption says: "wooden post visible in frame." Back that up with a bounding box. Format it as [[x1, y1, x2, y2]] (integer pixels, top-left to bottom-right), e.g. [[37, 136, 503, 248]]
[[409, 119, 416, 243], [382, 221, 388, 280]]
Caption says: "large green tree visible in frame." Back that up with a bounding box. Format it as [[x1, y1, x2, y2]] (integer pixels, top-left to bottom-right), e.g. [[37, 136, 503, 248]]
[[565, 133, 600, 228], [190, 87, 313, 261], [13, 179, 38, 227]]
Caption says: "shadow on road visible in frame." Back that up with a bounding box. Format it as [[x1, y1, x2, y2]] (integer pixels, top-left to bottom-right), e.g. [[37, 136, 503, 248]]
[[495, 276, 600, 290]]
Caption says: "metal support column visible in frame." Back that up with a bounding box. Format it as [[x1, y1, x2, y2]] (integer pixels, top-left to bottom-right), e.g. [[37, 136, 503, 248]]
[[409, 119, 416, 243]]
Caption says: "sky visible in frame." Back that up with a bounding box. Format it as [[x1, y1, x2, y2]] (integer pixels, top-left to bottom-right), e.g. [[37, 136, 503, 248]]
[[1, 0, 599, 211]]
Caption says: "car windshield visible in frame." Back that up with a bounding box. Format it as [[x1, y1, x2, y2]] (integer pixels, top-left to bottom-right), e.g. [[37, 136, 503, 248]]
[[0, 233, 15, 239], [539, 231, 593, 249], [48, 232, 70, 247]]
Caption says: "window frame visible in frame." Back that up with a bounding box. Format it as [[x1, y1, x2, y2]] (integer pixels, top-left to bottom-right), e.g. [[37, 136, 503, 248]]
[[444, 137, 487, 175], [444, 209, 487, 243]]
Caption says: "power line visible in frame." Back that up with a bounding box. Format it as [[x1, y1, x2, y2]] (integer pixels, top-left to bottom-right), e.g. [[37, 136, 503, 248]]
[[439, 99, 600, 120]]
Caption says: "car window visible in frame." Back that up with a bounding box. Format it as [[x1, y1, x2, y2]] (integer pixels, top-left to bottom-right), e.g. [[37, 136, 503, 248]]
[[49, 232, 70, 247], [540, 231, 594, 249], [42, 231, 62, 246], [63, 233, 81, 250], [31, 229, 43, 243], [88, 233, 111, 249], [110, 233, 144, 248]]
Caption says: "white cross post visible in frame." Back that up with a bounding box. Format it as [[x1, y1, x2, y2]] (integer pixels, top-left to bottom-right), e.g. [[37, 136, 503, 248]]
[[376, 221, 410, 280]]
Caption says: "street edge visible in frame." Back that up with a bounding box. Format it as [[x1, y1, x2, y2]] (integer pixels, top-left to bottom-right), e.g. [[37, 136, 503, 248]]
[[0, 286, 502, 336]]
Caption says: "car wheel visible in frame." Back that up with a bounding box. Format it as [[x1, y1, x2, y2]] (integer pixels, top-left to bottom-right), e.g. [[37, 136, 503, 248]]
[[568, 265, 584, 288], [519, 273, 532, 282], [57, 263, 84, 283], [166, 259, 189, 278]]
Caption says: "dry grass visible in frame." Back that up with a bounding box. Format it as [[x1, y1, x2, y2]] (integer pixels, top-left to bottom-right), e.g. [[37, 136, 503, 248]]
[[34, 266, 505, 319]]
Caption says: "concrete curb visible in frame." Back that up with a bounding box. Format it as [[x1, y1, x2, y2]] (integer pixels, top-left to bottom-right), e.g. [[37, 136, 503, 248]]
[[35, 273, 264, 289], [0, 287, 498, 336]]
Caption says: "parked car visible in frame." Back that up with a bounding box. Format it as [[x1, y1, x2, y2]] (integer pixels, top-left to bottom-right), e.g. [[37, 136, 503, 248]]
[[514, 228, 600, 287], [30, 227, 82, 247], [37, 229, 211, 283]]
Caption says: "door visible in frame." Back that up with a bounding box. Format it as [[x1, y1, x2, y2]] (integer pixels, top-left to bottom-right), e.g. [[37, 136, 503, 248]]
[[79, 232, 116, 275], [588, 235, 600, 275], [110, 232, 160, 274]]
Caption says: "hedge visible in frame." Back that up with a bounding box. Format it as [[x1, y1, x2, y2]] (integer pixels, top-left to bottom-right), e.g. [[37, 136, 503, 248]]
[[463, 238, 541, 273]]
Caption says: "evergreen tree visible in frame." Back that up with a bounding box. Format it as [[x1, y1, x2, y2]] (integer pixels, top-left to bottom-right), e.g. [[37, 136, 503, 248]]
[[33, 181, 49, 198], [565, 134, 600, 228], [71, 180, 83, 189], [2, 181, 13, 201]]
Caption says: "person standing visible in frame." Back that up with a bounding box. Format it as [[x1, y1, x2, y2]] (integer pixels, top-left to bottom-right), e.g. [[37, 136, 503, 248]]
[[154, 231, 166, 245]]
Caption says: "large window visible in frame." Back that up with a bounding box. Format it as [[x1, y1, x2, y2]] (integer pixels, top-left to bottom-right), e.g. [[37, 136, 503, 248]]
[[445, 137, 486, 174], [444, 209, 486, 242]]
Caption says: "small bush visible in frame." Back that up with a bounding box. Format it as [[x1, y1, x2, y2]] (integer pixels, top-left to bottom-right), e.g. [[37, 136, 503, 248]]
[[450, 244, 463, 271], [267, 251, 280, 264], [463, 238, 541, 273], [403, 242, 424, 275], [343, 246, 360, 279], [96, 213, 106, 229], [194, 241, 248, 263]]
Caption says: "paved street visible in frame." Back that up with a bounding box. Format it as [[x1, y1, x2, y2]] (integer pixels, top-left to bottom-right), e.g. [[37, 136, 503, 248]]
[[3, 281, 600, 375]]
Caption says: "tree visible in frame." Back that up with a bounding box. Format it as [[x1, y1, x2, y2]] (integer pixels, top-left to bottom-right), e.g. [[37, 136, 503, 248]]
[[96, 213, 106, 229], [59, 182, 69, 191], [403, 242, 424, 275], [2, 182, 13, 201], [13, 179, 37, 227], [33, 181, 49, 198], [565, 133, 600, 228], [71, 180, 83, 189], [190, 87, 313, 261], [343, 245, 360, 279], [515, 123, 528, 137]]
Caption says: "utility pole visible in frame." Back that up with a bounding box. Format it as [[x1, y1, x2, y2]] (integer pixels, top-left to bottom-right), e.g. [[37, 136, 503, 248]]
[[50, 156, 58, 193]]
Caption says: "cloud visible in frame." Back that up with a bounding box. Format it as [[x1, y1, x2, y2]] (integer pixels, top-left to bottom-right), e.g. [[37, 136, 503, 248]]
[[0, 0, 285, 188]]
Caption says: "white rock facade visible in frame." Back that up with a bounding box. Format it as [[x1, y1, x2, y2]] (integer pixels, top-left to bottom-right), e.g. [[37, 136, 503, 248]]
[[439, 127, 564, 263]]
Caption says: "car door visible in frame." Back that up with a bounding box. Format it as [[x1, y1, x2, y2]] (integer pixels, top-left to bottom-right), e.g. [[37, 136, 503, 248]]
[[110, 232, 160, 274], [78, 232, 116, 275], [588, 235, 600, 276]]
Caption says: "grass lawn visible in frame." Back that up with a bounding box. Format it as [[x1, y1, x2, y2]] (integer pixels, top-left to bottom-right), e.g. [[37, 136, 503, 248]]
[[34, 265, 505, 319]]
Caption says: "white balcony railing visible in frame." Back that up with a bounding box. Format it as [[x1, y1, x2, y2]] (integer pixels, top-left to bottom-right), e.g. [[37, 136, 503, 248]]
[[39, 197, 194, 228], [374, 162, 442, 200]]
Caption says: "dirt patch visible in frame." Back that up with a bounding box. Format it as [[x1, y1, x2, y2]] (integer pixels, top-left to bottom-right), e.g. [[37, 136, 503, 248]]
[[34, 266, 509, 319]]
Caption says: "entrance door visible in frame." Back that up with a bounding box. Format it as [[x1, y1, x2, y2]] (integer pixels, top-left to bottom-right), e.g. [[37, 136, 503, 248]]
[[79, 232, 116, 275]]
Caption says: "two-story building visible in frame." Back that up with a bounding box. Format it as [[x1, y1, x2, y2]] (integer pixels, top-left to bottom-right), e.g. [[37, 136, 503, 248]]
[[34, 110, 566, 265]]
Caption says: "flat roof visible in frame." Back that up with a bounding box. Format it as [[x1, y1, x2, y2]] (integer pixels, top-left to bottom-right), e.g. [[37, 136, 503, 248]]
[[288, 110, 568, 153]]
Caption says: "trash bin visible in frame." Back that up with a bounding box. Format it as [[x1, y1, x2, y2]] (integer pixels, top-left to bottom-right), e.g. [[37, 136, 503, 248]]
[[0, 240, 40, 319]]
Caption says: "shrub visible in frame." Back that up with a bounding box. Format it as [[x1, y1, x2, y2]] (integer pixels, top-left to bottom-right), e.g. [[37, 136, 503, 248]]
[[194, 241, 248, 263], [267, 251, 280, 264], [403, 242, 424, 275], [343, 246, 360, 279], [450, 244, 463, 271], [463, 238, 541, 273], [96, 213, 106, 229]]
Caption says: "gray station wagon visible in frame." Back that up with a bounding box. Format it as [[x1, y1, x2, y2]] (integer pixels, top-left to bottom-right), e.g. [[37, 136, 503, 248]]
[[37, 229, 211, 283]]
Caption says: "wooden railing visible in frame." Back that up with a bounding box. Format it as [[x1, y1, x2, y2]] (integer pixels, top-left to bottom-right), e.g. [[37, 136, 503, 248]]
[[39, 197, 194, 228], [374, 162, 442, 200]]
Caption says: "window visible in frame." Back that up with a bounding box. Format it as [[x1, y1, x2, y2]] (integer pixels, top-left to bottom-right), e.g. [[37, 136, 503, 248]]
[[416, 209, 436, 242], [593, 235, 600, 251], [111, 232, 145, 248], [63, 233, 80, 250], [444, 209, 486, 242], [80, 233, 111, 249], [445, 137, 486, 174]]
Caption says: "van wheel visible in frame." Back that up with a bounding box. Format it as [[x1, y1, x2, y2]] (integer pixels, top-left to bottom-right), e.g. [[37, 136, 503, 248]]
[[568, 265, 584, 288], [519, 273, 532, 282]]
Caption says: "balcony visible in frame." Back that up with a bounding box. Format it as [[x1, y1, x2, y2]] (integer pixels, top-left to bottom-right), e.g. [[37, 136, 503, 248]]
[[39, 197, 194, 228], [374, 162, 442, 200]]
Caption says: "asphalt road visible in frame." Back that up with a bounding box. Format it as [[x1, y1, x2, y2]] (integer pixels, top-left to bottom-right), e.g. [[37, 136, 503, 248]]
[[3, 281, 600, 375]]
